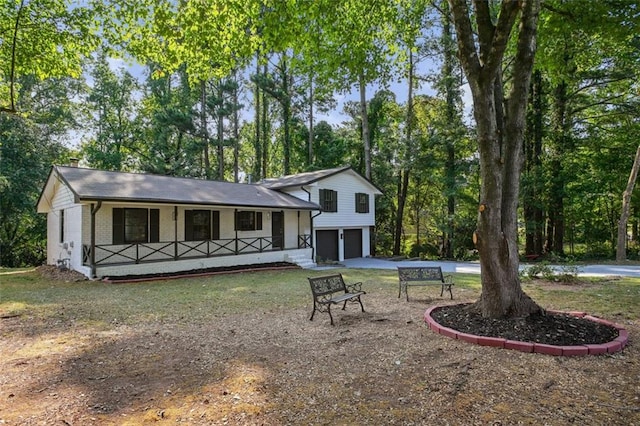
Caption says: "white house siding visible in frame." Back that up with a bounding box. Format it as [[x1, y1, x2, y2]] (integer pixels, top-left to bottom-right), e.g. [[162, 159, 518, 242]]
[[46, 204, 84, 271], [285, 171, 377, 261]]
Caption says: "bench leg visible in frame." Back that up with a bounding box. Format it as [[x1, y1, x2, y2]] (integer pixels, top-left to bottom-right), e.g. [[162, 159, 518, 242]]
[[310, 301, 317, 321], [399, 282, 409, 301], [327, 304, 334, 325], [357, 296, 365, 313]]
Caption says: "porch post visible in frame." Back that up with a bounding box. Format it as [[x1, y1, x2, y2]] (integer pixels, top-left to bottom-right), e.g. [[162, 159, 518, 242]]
[[90, 201, 102, 278], [174, 206, 178, 260], [234, 209, 238, 254]]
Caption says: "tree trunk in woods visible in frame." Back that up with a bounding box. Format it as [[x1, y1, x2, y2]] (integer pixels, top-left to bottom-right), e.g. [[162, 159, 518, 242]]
[[359, 72, 371, 180], [524, 70, 545, 255], [394, 49, 414, 256], [442, 3, 456, 259], [200, 80, 211, 179], [217, 83, 224, 181], [261, 62, 269, 178], [616, 145, 640, 261], [546, 80, 569, 255], [449, 0, 543, 318], [233, 69, 239, 183], [254, 54, 262, 182], [308, 75, 314, 165]]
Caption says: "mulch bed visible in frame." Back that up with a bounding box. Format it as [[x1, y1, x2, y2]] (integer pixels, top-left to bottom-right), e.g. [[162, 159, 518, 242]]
[[430, 303, 620, 346], [101, 262, 300, 282]]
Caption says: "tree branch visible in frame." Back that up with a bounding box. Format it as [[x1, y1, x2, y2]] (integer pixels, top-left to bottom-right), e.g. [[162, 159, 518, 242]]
[[448, 0, 481, 86]]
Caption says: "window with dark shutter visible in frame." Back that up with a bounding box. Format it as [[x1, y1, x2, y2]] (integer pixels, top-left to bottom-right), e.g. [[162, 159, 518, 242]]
[[60, 210, 65, 243], [113, 208, 153, 244], [113, 208, 125, 244], [355, 193, 369, 213], [319, 189, 338, 212], [150, 209, 160, 242]]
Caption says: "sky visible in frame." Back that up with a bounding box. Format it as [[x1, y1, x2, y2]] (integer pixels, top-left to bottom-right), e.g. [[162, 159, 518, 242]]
[[103, 54, 474, 131]]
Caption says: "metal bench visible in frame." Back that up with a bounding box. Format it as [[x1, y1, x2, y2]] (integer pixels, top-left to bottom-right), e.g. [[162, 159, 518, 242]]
[[307, 274, 366, 325], [397, 266, 454, 301]]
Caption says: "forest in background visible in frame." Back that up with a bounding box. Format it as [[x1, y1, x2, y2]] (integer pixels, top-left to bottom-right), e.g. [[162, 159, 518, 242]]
[[1, 0, 639, 268]]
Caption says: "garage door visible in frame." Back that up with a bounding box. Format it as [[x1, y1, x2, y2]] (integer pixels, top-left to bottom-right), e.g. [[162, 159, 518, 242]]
[[344, 229, 363, 259], [316, 230, 339, 261]]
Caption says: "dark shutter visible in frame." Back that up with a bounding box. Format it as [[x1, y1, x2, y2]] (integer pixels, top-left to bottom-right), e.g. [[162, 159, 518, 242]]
[[256, 212, 263, 230], [212, 211, 220, 240], [185, 210, 194, 241], [112, 208, 124, 244], [150, 209, 160, 243]]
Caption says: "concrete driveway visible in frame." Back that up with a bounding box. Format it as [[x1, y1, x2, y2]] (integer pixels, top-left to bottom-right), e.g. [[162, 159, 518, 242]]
[[338, 257, 640, 278]]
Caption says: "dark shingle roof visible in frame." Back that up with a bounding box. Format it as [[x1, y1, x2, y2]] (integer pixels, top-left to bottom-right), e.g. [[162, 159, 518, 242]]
[[50, 166, 321, 210], [260, 166, 382, 194]]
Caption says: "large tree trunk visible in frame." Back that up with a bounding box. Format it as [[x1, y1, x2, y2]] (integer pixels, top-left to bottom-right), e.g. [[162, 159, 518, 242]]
[[449, 0, 543, 318], [616, 145, 640, 261]]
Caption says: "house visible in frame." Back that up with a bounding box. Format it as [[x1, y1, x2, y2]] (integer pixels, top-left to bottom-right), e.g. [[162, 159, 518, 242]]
[[37, 165, 382, 279], [37, 166, 321, 279], [260, 166, 383, 262]]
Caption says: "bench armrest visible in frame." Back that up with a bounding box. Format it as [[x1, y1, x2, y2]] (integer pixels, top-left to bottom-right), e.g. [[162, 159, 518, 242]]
[[444, 275, 454, 285], [346, 281, 364, 293]]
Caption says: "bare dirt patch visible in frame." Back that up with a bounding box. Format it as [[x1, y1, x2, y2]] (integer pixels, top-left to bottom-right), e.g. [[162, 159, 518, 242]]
[[1, 276, 638, 425]]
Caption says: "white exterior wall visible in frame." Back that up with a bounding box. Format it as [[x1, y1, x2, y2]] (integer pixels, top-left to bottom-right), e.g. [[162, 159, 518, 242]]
[[281, 171, 378, 261], [309, 172, 376, 229], [41, 176, 316, 279]]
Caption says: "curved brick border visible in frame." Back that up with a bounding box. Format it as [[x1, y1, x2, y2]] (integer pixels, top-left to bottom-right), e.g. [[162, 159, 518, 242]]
[[424, 304, 629, 356]]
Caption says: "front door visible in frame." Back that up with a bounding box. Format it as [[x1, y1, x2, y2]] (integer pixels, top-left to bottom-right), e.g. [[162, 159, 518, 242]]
[[272, 211, 284, 249]]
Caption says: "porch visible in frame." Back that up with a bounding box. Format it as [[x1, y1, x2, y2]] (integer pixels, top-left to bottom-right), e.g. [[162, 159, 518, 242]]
[[83, 234, 312, 268]]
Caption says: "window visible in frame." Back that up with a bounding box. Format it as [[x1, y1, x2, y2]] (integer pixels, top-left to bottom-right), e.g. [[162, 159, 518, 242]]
[[235, 211, 263, 231], [319, 189, 338, 212], [59, 210, 65, 243], [112, 208, 159, 244], [185, 210, 220, 241], [355, 193, 369, 213]]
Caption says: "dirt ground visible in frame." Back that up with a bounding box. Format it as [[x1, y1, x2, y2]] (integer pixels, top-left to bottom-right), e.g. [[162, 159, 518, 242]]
[[1, 272, 639, 425]]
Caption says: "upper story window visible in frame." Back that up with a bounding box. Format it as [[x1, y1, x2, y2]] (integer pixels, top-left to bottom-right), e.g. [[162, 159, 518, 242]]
[[235, 211, 263, 231], [113, 208, 159, 244], [319, 189, 338, 212], [355, 193, 369, 213]]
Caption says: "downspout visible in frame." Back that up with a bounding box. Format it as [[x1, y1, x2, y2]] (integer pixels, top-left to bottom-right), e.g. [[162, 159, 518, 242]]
[[90, 201, 102, 279], [303, 185, 322, 260]]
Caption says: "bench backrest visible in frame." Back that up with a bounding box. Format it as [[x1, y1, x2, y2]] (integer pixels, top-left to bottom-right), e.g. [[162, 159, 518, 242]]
[[308, 274, 346, 297], [398, 266, 444, 282]]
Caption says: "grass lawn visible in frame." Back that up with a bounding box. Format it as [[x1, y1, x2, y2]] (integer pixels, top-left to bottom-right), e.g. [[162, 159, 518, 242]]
[[1, 268, 639, 424]]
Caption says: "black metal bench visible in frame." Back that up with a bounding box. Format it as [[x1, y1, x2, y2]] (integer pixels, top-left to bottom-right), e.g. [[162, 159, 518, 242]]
[[397, 266, 454, 301], [307, 274, 366, 325]]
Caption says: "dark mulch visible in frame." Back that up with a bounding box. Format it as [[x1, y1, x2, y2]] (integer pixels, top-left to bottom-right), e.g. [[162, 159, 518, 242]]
[[431, 303, 620, 346], [102, 262, 299, 282]]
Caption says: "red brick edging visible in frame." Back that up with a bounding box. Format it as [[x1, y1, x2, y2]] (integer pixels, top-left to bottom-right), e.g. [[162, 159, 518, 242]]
[[424, 305, 629, 356]]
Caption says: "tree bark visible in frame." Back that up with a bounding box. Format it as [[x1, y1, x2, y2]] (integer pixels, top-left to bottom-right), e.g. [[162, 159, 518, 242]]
[[359, 72, 372, 179], [394, 49, 414, 256], [616, 145, 640, 261], [449, 0, 543, 318]]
